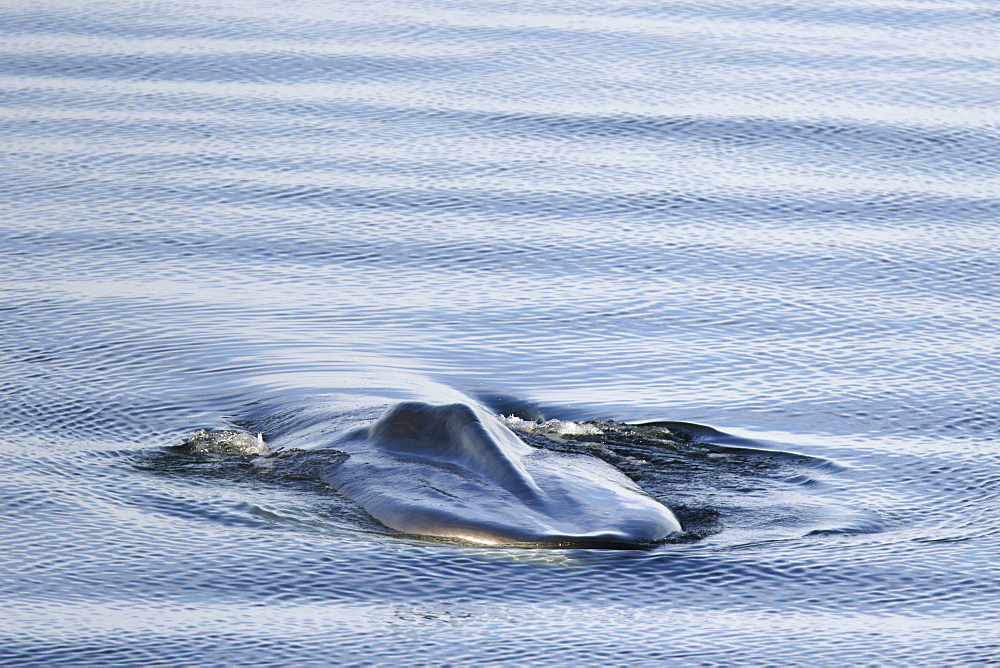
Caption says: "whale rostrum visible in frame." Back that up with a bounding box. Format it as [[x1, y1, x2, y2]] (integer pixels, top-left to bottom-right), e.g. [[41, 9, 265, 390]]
[[322, 402, 682, 547]]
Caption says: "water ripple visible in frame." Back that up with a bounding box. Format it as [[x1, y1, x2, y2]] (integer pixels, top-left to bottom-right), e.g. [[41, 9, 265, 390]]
[[2, 0, 999, 663]]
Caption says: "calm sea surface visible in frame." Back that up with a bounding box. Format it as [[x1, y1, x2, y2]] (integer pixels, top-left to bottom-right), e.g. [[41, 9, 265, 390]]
[[2, 0, 999, 664]]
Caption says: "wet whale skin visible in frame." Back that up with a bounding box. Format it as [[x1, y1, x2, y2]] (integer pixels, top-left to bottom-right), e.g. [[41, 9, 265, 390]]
[[322, 402, 682, 547]]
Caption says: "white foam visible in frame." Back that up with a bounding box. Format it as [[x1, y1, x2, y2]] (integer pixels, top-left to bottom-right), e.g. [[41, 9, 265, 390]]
[[501, 415, 603, 439], [183, 429, 268, 455]]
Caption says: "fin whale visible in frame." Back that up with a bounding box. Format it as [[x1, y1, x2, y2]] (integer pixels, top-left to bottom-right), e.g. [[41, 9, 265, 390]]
[[321, 402, 682, 547]]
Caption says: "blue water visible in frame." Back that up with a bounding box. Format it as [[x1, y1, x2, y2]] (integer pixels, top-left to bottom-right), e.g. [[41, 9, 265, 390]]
[[2, 0, 999, 663]]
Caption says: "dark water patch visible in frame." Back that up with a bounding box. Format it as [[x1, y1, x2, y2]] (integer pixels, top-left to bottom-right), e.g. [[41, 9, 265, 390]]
[[526, 418, 844, 469]]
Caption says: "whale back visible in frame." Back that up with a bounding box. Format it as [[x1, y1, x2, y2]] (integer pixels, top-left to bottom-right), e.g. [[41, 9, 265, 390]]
[[326, 402, 682, 547], [365, 402, 540, 498]]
